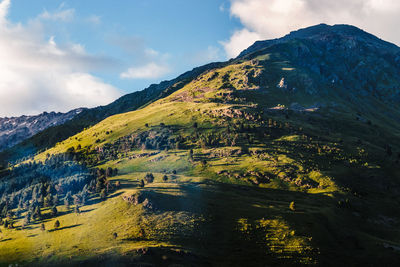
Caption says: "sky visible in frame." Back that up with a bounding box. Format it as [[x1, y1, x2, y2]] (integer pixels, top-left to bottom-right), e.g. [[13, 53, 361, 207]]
[[0, 0, 399, 117]]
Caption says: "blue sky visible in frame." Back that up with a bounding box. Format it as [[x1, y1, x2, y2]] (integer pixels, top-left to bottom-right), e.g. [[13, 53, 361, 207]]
[[0, 0, 399, 116], [7, 0, 240, 92]]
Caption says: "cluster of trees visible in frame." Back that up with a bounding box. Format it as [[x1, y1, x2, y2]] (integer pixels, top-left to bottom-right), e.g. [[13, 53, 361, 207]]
[[0, 152, 121, 230]]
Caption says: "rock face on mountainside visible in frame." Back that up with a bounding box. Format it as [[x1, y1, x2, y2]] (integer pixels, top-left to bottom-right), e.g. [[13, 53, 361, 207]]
[[240, 23, 400, 101], [0, 108, 84, 151]]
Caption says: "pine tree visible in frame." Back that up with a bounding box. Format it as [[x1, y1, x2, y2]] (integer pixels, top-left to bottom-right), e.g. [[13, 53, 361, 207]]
[[54, 220, 60, 229], [144, 173, 154, 184], [100, 189, 106, 199], [51, 206, 58, 216]]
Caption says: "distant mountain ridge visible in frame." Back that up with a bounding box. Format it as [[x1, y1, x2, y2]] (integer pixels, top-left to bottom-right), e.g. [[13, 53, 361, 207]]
[[0, 108, 85, 152]]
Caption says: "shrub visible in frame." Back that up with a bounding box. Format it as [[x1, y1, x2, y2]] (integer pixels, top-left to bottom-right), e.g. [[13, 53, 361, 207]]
[[144, 173, 154, 184], [289, 201, 296, 211]]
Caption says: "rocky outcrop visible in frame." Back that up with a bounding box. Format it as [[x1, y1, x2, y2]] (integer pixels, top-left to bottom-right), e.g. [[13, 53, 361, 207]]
[[123, 190, 155, 211]]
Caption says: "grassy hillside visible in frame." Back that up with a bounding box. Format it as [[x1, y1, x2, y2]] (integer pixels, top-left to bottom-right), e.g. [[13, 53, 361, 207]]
[[2, 25, 400, 266], [0, 62, 225, 165]]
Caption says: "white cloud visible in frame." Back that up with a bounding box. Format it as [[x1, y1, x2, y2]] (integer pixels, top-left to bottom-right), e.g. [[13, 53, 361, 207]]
[[0, 0, 9, 25], [39, 8, 75, 22], [86, 14, 101, 25], [144, 48, 159, 57], [120, 62, 170, 79], [220, 29, 260, 59], [0, 0, 121, 116], [223, 0, 400, 58]]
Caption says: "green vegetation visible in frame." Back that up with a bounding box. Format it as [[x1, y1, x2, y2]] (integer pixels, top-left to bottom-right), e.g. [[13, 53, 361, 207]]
[[2, 25, 400, 266]]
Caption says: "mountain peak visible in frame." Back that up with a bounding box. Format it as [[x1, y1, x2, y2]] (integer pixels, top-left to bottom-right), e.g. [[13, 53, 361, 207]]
[[239, 23, 399, 58]]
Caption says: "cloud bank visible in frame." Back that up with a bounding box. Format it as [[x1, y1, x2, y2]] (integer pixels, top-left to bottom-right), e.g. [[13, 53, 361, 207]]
[[0, 0, 121, 116], [115, 36, 172, 80], [222, 0, 400, 58]]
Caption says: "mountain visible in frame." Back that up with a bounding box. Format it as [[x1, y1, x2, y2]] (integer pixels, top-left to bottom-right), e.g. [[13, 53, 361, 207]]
[[0, 109, 85, 152], [1, 24, 400, 266], [0, 61, 225, 165]]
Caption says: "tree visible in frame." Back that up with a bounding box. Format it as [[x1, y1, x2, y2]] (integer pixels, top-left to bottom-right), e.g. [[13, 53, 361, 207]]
[[96, 178, 105, 193], [64, 191, 72, 208], [201, 159, 207, 167], [24, 213, 30, 225], [73, 195, 81, 206], [74, 205, 80, 214], [144, 173, 154, 184], [188, 149, 194, 162], [54, 220, 60, 230], [53, 194, 59, 206], [106, 167, 113, 178], [100, 189, 107, 199], [33, 206, 42, 220], [44, 195, 53, 207], [163, 175, 168, 182], [51, 206, 58, 217], [64, 198, 70, 210]]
